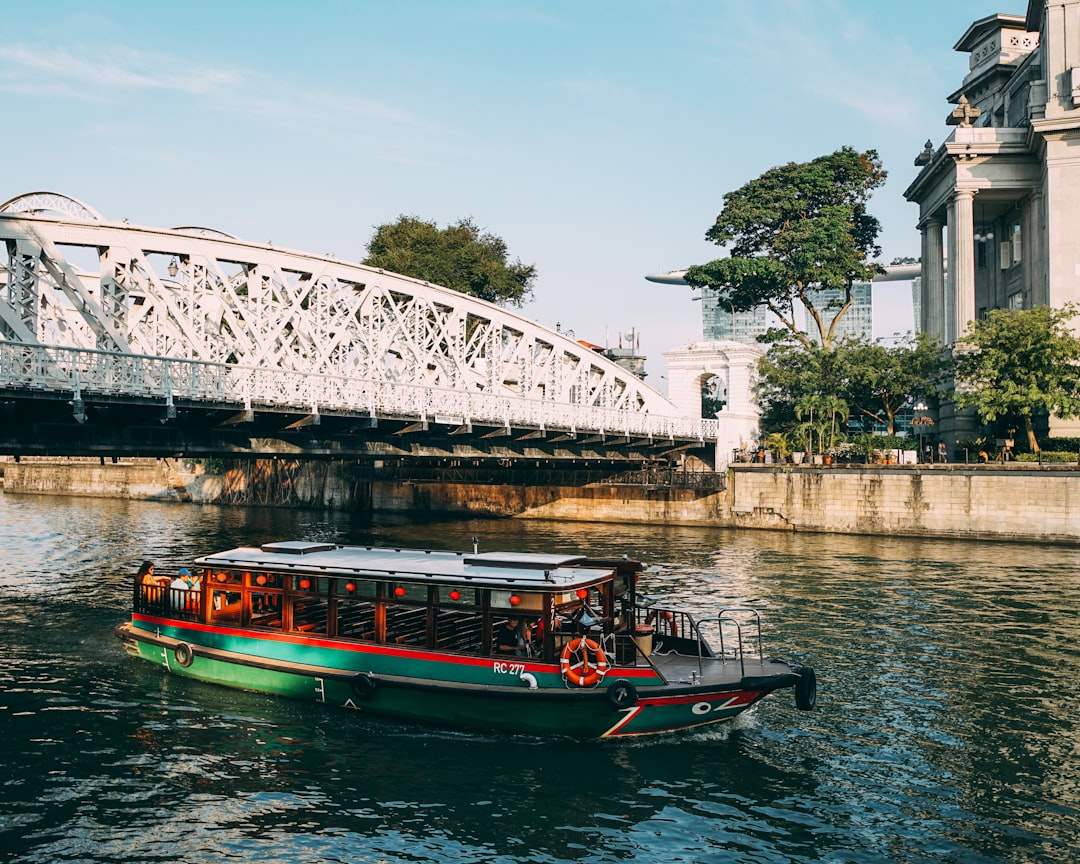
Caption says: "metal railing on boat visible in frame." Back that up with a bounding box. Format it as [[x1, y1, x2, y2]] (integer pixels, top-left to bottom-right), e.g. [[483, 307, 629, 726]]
[[633, 605, 765, 681], [715, 608, 765, 677]]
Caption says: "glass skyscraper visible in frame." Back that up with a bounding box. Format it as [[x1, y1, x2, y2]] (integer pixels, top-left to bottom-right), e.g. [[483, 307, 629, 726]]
[[700, 286, 769, 344], [801, 282, 873, 344]]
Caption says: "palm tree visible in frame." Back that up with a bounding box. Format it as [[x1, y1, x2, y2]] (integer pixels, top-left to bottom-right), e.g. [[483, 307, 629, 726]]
[[819, 395, 849, 450], [795, 395, 822, 454]]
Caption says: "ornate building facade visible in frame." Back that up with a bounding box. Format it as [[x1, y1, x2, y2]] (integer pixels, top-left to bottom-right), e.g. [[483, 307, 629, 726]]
[[905, 1, 1080, 441]]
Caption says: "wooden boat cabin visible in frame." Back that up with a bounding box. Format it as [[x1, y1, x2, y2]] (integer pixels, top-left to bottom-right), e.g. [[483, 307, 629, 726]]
[[134, 541, 673, 665]]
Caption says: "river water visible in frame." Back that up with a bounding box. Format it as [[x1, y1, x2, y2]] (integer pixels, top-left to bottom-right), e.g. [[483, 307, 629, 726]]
[[0, 492, 1078, 863]]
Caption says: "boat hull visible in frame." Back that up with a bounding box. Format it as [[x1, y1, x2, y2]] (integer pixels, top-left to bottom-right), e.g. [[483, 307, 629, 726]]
[[116, 618, 796, 739]]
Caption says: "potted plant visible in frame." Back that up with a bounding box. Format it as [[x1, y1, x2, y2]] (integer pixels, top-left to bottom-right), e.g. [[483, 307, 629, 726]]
[[765, 432, 792, 464]]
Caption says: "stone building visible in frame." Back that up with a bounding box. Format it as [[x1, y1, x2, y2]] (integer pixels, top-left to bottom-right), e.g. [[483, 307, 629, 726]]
[[905, 0, 1080, 441]]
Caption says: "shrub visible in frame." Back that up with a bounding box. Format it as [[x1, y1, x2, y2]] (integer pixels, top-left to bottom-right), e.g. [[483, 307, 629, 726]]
[[1039, 437, 1080, 453], [1015, 451, 1079, 463]]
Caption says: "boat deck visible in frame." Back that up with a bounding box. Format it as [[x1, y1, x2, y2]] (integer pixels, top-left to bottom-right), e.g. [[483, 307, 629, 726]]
[[648, 650, 790, 687]]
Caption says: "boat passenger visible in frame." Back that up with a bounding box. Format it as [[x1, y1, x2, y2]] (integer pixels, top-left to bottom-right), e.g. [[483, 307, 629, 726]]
[[495, 617, 526, 656], [169, 568, 201, 612], [137, 560, 167, 587]]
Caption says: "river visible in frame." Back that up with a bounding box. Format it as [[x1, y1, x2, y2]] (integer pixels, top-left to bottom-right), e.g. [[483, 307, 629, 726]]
[[0, 492, 1077, 863]]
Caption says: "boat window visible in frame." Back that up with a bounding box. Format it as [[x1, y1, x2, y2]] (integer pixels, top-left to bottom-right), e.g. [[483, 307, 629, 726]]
[[291, 575, 327, 593], [248, 571, 283, 589], [385, 585, 428, 647], [554, 584, 601, 611], [490, 589, 544, 612], [210, 570, 243, 587], [335, 577, 376, 600], [433, 607, 483, 654], [291, 596, 327, 634], [389, 583, 426, 603], [436, 586, 480, 606], [250, 591, 282, 628], [335, 598, 376, 641], [210, 588, 241, 622]]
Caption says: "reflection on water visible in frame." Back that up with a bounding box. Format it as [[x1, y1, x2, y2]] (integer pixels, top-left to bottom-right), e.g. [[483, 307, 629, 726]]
[[1, 492, 1079, 863]]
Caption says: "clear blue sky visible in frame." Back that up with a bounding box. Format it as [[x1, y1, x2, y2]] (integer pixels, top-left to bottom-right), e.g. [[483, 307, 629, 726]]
[[1, 1, 1013, 379]]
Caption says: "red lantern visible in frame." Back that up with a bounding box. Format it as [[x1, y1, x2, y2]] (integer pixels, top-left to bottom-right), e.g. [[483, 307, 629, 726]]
[[215, 572, 226, 583], [394, 585, 406, 597], [256, 574, 267, 586], [509, 594, 521, 606], [576, 588, 588, 599], [449, 589, 461, 601], [345, 582, 356, 592], [299, 578, 311, 590]]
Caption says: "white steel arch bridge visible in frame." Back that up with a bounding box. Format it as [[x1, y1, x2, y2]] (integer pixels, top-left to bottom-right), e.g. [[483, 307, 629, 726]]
[[0, 192, 716, 463]]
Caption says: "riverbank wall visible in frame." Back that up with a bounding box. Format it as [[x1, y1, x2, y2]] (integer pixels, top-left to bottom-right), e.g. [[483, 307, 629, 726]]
[[2, 457, 1076, 543]]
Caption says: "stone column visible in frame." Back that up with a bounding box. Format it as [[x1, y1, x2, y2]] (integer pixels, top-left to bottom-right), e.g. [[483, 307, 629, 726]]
[[919, 224, 931, 334], [922, 218, 945, 344], [952, 189, 976, 342]]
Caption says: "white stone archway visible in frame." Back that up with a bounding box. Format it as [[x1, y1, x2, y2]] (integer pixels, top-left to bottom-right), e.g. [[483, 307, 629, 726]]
[[663, 340, 762, 466]]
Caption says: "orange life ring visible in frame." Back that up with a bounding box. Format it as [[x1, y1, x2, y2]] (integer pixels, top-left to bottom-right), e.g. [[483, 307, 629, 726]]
[[560, 637, 609, 687]]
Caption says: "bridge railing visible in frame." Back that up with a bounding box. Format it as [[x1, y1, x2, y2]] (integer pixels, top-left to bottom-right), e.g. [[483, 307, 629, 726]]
[[0, 341, 719, 442]]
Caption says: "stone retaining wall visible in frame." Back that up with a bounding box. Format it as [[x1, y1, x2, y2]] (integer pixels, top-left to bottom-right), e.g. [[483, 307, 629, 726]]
[[726, 465, 1079, 543], [3, 458, 1077, 543]]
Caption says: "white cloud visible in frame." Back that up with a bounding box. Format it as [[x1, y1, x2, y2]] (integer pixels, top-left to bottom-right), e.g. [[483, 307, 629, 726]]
[[0, 43, 244, 97], [0, 41, 426, 134]]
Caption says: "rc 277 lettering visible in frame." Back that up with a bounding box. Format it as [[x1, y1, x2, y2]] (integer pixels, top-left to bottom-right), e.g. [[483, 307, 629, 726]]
[[492, 661, 525, 675]]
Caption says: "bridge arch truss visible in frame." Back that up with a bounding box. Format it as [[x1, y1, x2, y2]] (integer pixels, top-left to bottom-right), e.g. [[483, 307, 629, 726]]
[[0, 193, 716, 459]]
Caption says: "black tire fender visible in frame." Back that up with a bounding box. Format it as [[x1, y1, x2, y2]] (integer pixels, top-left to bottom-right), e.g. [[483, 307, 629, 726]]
[[607, 678, 638, 709], [351, 673, 377, 700], [794, 665, 817, 711], [174, 642, 195, 668]]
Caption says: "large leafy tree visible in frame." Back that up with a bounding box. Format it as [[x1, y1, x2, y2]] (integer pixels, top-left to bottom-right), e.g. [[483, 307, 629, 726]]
[[684, 147, 886, 350], [756, 334, 947, 445], [364, 215, 537, 306], [841, 333, 947, 435], [756, 341, 837, 436], [952, 305, 1080, 452]]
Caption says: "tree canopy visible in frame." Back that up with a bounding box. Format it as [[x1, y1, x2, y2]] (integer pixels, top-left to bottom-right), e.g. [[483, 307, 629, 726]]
[[842, 333, 946, 436], [363, 215, 537, 307], [756, 333, 946, 449], [683, 147, 886, 351], [952, 305, 1080, 452]]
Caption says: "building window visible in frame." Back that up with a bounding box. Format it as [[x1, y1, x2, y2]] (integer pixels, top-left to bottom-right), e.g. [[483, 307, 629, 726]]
[[1008, 292, 1025, 309], [1011, 222, 1022, 264]]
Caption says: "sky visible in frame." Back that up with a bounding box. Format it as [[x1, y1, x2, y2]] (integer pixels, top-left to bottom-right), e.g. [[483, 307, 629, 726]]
[[1, 0, 1018, 383]]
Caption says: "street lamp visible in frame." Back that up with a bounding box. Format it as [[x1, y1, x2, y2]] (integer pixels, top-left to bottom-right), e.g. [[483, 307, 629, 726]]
[[912, 402, 932, 462]]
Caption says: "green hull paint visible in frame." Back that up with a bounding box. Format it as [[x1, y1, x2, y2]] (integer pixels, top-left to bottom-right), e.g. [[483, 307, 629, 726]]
[[120, 621, 772, 738]]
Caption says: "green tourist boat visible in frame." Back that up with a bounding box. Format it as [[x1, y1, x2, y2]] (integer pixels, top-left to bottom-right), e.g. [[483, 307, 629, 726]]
[[116, 540, 816, 739]]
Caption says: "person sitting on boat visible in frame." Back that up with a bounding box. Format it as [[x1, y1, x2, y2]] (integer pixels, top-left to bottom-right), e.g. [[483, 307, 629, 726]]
[[495, 617, 526, 656], [169, 568, 201, 612], [137, 560, 168, 587]]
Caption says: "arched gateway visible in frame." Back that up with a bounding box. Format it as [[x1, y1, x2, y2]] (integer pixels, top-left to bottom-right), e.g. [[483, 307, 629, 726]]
[[663, 340, 762, 466]]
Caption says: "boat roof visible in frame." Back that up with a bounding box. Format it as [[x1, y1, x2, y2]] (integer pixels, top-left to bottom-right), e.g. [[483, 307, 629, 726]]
[[194, 542, 634, 590]]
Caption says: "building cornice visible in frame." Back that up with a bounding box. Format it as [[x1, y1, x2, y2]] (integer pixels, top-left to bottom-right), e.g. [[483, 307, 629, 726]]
[[954, 13, 1028, 51], [1030, 115, 1080, 135]]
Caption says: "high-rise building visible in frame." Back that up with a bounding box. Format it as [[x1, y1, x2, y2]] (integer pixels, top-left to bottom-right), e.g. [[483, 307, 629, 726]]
[[700, 286, 769, 344], [801, 282, 874, 345]]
